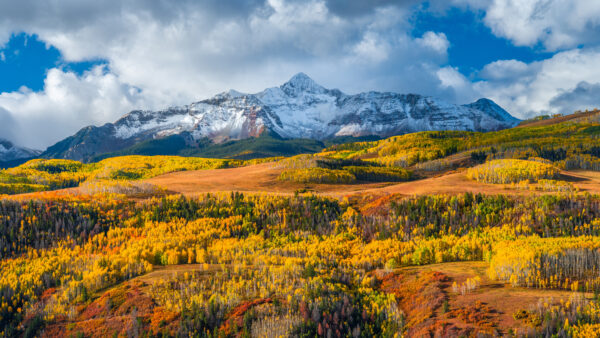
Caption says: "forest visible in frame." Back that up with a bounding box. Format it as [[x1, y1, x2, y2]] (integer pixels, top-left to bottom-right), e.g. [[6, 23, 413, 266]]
[[2, 190, 600, 336]]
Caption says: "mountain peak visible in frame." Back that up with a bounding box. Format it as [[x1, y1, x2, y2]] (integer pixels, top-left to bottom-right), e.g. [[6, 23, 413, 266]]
[[213, 89, 246, 100], [0, 138, 41, 162], [41, 75, 520, 161], [281, 72, 325, 96], [465, 98, 519, 122], [473, 98, 499, 107], [288, 72, 312, 82]]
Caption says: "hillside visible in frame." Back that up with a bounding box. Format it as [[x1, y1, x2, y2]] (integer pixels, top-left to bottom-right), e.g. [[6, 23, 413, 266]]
[[90, 132, 381, 161], [516, 109, 600, 128], [2, 109, 600, 337], [2, 110, 599, 196], [5, 0, 600, 336]]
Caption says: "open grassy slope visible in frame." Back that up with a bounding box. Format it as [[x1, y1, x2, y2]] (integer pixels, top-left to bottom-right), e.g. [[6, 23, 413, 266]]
[[0, 155, 264, 195], [145, 162, 600, 197]]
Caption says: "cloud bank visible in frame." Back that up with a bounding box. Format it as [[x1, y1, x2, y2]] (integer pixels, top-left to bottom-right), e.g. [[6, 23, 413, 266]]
[[0, 0, 456, 148], [0, 0, 600, 149]]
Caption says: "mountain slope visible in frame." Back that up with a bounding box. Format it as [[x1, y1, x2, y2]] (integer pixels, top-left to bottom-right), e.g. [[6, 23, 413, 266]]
[[90, 131, 382, 161], [90, 132, 326, 161], [0, 139, 41, 162], [42, 73, 520, 161]]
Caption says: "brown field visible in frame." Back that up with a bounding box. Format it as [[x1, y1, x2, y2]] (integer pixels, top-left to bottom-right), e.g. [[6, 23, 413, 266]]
[[8, 161, 600, 203], [145, 162, 600, 199], [145, 162, 395, 197]]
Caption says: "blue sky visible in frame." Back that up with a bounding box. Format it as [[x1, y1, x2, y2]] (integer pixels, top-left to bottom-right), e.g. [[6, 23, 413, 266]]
[[1, 0, 600, 149], [412, 7, 553, 78], [0, 33, 105, 92]]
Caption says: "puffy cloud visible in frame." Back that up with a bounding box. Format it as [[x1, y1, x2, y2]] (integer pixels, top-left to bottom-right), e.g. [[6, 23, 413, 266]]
[[475, 48, 600, 118], [436, 66, 477, 102], [0, 0, 425, 98], [478, 59, 531, 81], [3, 0, 599, 149], [416, 31, 449, 55], [0, 0, 463, 149], [419, 0, 600, 118], [0, 66, 149, 149], [475, 0, 600, 51]]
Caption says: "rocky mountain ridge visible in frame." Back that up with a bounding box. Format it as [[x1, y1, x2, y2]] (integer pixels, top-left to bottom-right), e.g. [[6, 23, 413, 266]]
[[42, 73, 520, 161]]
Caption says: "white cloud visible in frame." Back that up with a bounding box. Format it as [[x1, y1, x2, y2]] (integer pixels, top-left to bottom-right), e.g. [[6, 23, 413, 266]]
[[475, 48, 600, 118], [416, 31, 449, 55], [3, 0, 599, 149], [437, 67, 466, 88], [479, 59, 530, 81], [0, 0, 461, 149], [436, 66, 477, 102], [477, 0, 600, 51], [0, 66, 150, 149], [351, 31, 392, 63], [419, 1, 600, 118]]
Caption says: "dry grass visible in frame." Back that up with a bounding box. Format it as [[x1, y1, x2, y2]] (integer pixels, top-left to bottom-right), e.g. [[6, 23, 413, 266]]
[[376, 270, 449, 336], [393, 261, 593, 336], [145, 162, 393, 196], [96, 163, 600, 201], [6, 163, 600, 204], [41, 281, 180, 338], [144, 163, 557, 198]]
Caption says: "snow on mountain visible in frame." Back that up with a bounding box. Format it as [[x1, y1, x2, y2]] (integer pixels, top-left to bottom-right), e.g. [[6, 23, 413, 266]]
[[42, 72, 520, 161], [112, 72, 519, 142], [0, 139, 41, 162]]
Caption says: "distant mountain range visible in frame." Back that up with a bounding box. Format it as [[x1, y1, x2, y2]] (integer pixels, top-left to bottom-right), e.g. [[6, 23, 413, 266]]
[[38, 72, 520, 161], [0, 139, 41, 165]]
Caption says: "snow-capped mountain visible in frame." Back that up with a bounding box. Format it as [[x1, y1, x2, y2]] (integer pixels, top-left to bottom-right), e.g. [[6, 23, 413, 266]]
[[0, 139, 41, 162], [42, 73, 520, 161]]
